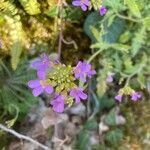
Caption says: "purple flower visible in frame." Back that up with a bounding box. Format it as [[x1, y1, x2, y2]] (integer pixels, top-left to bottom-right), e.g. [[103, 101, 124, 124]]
[[106, 73, 114, 83], [115, 95, 122, 102], [51, 95, 65, 113], [131, 92, 141, 101], [99, 6, 107, 16], [28, 72, 53, 97], [73, 61, 96, 82], [72, 0, 90, 11], [70, 88, 87, 103], [31, 53, 51, 77]]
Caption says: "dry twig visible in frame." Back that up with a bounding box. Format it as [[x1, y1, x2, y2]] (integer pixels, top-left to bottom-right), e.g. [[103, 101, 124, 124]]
[[0, 124, 50, 150]]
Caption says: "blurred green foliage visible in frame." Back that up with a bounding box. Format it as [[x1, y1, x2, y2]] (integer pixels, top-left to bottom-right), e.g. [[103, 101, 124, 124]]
[[84, 0, 150, 97], [0, 59, 37, 121]]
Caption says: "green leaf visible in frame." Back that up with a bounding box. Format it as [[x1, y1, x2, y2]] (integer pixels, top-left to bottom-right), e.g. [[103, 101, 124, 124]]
[[111, 43, 130, 52], [100, 96, 115, 110], [11, 41, 22, 70], [105, 129, 123, 146], [105, 110, 116, 126], [19, 0, 40, 15], [45, 5, 58, 18], [125, 0, 141, 18], [143, 16, 150, 30], [84, 11, 102, 42], [131, 26, 146, 56], [84, 11, 126, 43], [102, 18, 126, 43], [84, 118, 98, 130], [76, 130, 89, 150], [104, 0, 123, 11]]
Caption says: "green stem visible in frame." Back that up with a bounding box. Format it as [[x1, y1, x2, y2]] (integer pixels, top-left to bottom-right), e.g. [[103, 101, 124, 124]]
[[125, 64, 145, 86], [88, 49, 104, 63], [116, 13, 141, 23]]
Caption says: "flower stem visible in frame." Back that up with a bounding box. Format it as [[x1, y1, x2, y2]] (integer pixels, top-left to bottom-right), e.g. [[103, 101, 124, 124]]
[[88, 49, 104, 63], [58, 0, 63, 61]]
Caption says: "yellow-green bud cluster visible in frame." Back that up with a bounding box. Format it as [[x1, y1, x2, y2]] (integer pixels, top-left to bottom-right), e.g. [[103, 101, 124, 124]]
[[47, 64, 76, 94], [118, 86, 135, 96]]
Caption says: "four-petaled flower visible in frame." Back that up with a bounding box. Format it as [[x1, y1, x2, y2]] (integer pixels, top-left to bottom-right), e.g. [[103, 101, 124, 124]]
[[73, 61, 96, 82], [51, 95, 65, 113], [70, 88, 87, 103], [99, 6, 107, 16], [28, 71, 53, 97], [115, 95, 122, 102], [131, 92, 141, 101], [72, 0, 90, 11]]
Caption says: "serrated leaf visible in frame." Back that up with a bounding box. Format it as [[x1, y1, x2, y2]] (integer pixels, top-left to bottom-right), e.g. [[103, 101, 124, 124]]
[[104, 0, 123, 11], [77, 130, 89, 150], [45, 5, 58, 18], [11, 41, 22, 70], [143, 16, 150, 30], [84, 11, 102, 42], [100, 96, 115, 110], [84, 12, 126, 43], [103, 18, 126, 43], [84, 118, 98, 130], [19, 0, 40, 15], [105, 129, 123, 146], [131, 27, 146, 56], [125, 0, 141, 18], [105, 110, 116, 126], [111, 43, 130, 52]]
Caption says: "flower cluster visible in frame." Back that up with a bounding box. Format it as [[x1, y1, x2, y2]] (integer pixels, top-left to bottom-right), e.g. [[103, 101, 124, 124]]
[[115, 86, 141, 102], [28, 53, 96, 113], [72, 0, 107, 16]]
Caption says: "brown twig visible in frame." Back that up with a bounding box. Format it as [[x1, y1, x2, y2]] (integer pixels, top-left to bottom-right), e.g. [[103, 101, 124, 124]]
[[57, 0, 63, 61], [62, 38, 78, 49], [0, 124, 50, 150]]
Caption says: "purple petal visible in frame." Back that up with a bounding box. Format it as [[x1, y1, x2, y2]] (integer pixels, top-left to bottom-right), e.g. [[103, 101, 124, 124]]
[[80, 74, 86, 82], [51, 95, 65, 113], [106, 75, 113, 83], [115, 95, 122, 102], [52, 102, 64, 113], [82, 61, 91, 72], [44, 86, 53, 94], [100, 6, 107, 16], [37, 71, 46, 80], [74, 96, 81, 103], [70, 89, 76, 97], [78, 91, 87, 100], [131, 92, 141, 101], [28, 80, 40, 88], [83, 0, 90, 6], [70, 88, 87, 103], [32, 86, 43, 97], [72, 1, 81, 6], [81, 4, 87, 11], [31, 60, 42, 70], [87, 70, 96, 78]]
